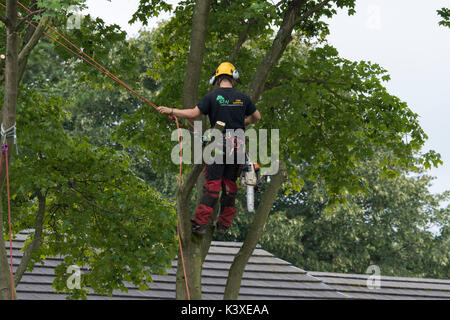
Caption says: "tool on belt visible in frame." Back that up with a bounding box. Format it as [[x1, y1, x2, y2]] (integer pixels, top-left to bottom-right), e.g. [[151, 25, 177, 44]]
[[241, 154, 262, 212]]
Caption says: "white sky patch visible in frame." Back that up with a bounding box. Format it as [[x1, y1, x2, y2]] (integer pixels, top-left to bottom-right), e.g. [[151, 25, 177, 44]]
[[82, 0, 177, 37], [366, 5, 382, 30]]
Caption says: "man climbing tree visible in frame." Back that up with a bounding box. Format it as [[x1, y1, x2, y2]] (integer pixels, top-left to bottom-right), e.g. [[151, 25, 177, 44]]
[[158, 62, 261, 236]]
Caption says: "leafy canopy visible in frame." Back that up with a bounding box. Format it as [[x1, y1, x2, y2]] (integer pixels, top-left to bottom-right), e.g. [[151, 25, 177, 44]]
[[9, 89, 178, 299]]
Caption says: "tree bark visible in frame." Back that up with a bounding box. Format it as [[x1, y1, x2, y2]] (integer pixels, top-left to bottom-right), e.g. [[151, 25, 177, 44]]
[[2, 0, 19, 132], [175, 121, 223, 300], [13, 190, 46, 284], [17, 17, 46, 84], [228, 19, 254, 63], [176, 0, 212, 300], [182, 0, 211, 109], [0, 55, 5, 89], [0, 194, 17, 300], [175, 229, 204, 300], [0, 0, 19, 301], [223, 162, 286, 300]]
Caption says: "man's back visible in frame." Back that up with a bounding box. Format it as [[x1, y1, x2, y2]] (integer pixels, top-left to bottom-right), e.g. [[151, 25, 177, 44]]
[[197, 87, 256, 130]]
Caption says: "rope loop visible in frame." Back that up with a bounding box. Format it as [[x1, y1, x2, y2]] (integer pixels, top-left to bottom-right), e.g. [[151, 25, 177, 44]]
[[1, 123, 18, 155]]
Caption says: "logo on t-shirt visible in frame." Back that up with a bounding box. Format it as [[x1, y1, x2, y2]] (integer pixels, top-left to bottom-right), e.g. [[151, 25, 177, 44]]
[[216, 95, 230, 105]]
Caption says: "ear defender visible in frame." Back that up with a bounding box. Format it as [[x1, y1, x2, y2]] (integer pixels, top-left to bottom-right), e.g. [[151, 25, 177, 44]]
[[210, 62, 240, 86], [209, 74, 217, 86], [232, 69, 240, 81]]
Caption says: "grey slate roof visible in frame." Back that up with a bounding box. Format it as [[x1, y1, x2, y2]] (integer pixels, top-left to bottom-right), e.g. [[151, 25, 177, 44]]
[[5, 231, 450, 300], [308, 271, 450, 300], [6, 231, 348, 300]]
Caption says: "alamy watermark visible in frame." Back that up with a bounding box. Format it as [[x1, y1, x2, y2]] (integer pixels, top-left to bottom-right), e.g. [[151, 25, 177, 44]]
[[366, 5, 382, 30], [171, 121, 280, 176], [66, 6, 84, 30], [366, 265, 381, 289], [66, 265, 81, 290]]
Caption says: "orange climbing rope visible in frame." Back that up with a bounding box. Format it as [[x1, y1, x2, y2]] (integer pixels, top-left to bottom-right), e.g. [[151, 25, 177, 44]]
[[175, 116, 190, 299], [0, 1, 191, 300]]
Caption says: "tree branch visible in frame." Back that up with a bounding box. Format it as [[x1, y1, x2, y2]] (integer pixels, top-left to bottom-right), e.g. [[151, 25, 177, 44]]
[[246, 0, 308, 102], [228, 0, 289, 63], [71, 186, 117, 215], [228, 18, 255, 62], [17, 17, 47, 84], [294, 0, 333, 25], [19, 1, 39, 41], [14, 189, 46, 285], [16, 8, 46, 29]]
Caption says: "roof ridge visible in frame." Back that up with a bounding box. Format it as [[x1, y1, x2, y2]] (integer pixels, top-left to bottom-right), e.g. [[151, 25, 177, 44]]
[[308, 271, 450, 285]]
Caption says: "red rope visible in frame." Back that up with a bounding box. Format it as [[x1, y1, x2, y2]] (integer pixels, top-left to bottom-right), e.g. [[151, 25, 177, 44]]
[[17, 1, 160, 109], [175, 116, 190, 300], [0, 145, 15, 300], [1, 2, 193, 131], [1, 1, 188, 128]]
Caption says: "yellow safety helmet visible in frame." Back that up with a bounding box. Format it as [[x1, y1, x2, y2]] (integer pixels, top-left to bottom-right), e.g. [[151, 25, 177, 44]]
[[209, 62, 240, 86]]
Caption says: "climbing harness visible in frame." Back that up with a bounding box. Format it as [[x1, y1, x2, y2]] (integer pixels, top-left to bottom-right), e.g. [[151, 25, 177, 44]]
[[1, 123, 18, 155]]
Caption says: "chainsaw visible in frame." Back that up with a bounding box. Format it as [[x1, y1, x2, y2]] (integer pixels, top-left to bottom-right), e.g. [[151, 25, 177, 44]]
[[241, 156, 262, 212]]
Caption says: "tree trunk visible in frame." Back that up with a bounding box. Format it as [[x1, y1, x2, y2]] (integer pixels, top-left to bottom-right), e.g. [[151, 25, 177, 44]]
[[175, 233, 204, 300], [13, 190, 46, 284], [0, 55, 5, 88], [0, 0, 45, 301], [17, 17, 46, 84], [182, 0, 210, 109], [176, 121, 223, 299], [0, 194, 17, 300], [223, 162, 286, 300], [2, 0, 18, 133], [0, 0, 19, 301], [176, 0, 211, 300], [176, 165, 204, 299]]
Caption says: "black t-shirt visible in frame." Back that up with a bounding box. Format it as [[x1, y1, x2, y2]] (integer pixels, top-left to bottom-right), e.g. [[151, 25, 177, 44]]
[[197, 88, 257, 130]]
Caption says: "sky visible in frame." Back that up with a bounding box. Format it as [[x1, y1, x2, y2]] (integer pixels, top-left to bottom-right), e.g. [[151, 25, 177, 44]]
[[324, 0, 450, 200], [83, 0, 450, 198], [82, 0, 176, 37]]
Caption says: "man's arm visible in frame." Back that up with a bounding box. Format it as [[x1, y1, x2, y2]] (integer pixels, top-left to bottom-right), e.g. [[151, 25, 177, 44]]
[[245, 110, 261, 127], [157, 106, 203, 119]]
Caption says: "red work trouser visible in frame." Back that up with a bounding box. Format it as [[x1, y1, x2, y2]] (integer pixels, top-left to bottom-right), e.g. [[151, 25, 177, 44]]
[[193, 155, 241, 228]]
